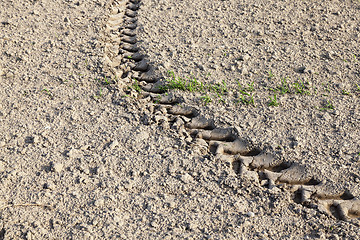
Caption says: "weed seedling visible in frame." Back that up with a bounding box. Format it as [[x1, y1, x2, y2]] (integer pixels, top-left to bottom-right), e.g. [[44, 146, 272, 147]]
[[313, 86, 318, 95], [238, 93, 254, 105], [165, 71, 187, 91], [322, 82, 331, 93], [159, 71, 206, 93], [268, 94, 280, 107], [237, 80, 254, 92], [279, 77, 290, 94], [342, 89, 350, 95], [186, 76, 204, 92], [158, 85, 169, 92], [129, 79, 141, 92], [41, 88, 53, 99], [293, 80, 310, 95], [94, 88, 103, 100], [246, 81, 255, 92], [220, 80, 228, 94], [237, 80, 255, 106], [236, 80, 242, 90], [152, 95, 161, 104], [268, 70, 274, 80], [209, 84, 220, 93], [266, 87, 277, 92], [217, 92, 225, 103], [200, 95, 212, 105], [103, 76, 110, 85], [356, 84, 360, 91], [318, 100, 334, 111]]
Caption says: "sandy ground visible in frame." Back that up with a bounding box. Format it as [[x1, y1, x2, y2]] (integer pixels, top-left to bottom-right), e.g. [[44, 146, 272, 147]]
[[0, 0, 359, 239]]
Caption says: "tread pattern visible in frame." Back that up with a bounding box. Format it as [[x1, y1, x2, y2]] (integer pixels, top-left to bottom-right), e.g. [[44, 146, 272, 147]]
[[104, 0, 360, 223]]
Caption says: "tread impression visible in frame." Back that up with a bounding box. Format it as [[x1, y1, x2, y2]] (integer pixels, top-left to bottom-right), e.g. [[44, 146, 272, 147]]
[[104, 0, 360, 223]]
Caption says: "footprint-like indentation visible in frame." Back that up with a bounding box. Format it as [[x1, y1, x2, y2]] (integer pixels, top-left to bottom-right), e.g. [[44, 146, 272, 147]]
[[321, 199, 360, 221], [230, 151, 359, 220], [121, 43, 139, 52], [122, 36, 137, 44], [196, 128, 237, 142], [125, 23, 137, 29], [147, 92, 182, 105], [167, 105, 199, 118], [124, 52, 143, 61], [132, 59, 149, 72], [185, 116, 215, 130], [127, 3, 140, 11], [122, 28, 136, 37], [125, 9, 137, 18]]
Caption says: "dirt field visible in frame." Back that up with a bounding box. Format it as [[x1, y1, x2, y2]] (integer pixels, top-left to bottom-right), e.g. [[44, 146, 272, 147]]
[[0, 0, 359, 239]]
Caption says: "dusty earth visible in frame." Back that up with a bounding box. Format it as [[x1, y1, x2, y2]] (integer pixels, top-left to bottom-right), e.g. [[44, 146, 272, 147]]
[[0, 0, 360, 239]]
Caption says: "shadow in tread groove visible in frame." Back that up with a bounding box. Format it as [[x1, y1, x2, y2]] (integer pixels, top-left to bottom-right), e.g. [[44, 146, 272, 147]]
[[0, 228, 5, 240], [243, 148, 262, 156], [303, 178, 322, 186], [315, 190, 355, 201]]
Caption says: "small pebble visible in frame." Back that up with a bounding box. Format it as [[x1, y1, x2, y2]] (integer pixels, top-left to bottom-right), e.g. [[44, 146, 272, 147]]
[[150, 221, 159, 228], [109, 139, 119, 150], [241, 67, 249, 75], [247, 212, 255, 218], [114, 215, 121, 223], [295, 66, 306, 73], [26, 231, 35, 240], [242, 54, 250, 61], [180, 173, 193, 184], [33, 135, 41, 144], [332, 234, 340, 240], [0, 161, 5, 172], [45, 182, 55, 190], [67, 148, 81, 158], [94, 198, 105, 207], [52, 162, 63, 173]]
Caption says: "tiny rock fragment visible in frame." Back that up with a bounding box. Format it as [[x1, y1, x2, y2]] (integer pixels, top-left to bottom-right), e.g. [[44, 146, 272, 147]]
[[109, 139, 119, 150], [52, 162, 63, 173], [0, 161, 5, 172], [94, 198, 105, 207], [44, 181, 56, 190], [247, 212, 255, 217], [33, 135, 41, 144], [180, 173, 194, 184], [67, 148, 81, 158]]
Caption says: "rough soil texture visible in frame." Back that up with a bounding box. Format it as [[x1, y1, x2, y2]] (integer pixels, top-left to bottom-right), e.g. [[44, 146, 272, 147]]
[[0, 0, 360, 239]]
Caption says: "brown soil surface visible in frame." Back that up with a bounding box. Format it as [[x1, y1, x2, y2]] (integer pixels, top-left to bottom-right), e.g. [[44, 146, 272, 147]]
[[0, 0, 359, 239]]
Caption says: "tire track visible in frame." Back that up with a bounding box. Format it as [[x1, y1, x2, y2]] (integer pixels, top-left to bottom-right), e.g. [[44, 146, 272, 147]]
[[104, 0, 360, 223]]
